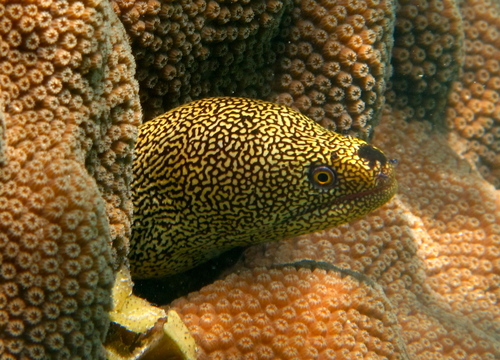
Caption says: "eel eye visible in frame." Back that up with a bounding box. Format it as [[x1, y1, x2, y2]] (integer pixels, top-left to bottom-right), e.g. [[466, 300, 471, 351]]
[[309, 165, 337, 189]]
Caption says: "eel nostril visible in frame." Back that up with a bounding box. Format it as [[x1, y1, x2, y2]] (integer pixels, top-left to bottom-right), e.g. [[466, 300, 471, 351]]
[[358, 144, 387, 167]]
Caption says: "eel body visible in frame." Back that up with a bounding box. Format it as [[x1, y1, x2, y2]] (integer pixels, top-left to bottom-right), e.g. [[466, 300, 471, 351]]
[[130, 97, 397, 278]]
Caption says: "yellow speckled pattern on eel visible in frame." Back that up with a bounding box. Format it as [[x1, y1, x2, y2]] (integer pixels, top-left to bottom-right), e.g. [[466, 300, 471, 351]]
[[130, 97, 397, 278]]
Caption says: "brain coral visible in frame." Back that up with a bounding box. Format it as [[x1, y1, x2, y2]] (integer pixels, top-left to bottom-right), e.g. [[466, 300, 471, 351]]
[[0, 0, 140, 358], [171, 107, 500, 359], [111, 0, 395, 138]]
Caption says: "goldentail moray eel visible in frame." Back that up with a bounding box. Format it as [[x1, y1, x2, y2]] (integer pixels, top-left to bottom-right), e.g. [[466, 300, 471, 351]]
[[130, 97, 397, 278]]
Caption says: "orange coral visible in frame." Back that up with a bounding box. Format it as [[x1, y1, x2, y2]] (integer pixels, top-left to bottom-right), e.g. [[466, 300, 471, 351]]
[[388, 0, 463, 122], [112, 0, 395, 137], [445, 0, 500, 188], [0, 160, 112, 360], [173, 266, 410, 360], [171, 108, 500, 359], [0, 0, 140, 358]]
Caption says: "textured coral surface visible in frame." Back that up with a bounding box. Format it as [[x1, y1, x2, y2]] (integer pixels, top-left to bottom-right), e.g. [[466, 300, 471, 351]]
[[172, 108, 500, 360], [388, 0, 463, 123], [0, 0, 140, 358], [1, 0, 500, 357], [446, 0, 500, 188], [112, 0, 395, 138], [174, 266, 410, 360]]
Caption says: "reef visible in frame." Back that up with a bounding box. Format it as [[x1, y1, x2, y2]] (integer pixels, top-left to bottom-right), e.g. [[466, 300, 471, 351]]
[[111, 0, 395, 138], [0, 0, 499, 358], [0, 0, 141, 358], [445, 0, 500, 188]]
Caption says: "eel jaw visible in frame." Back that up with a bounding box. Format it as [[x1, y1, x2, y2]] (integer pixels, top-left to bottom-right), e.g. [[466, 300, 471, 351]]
[[281, 168, 398, 231], [334, 171, 398, 205]]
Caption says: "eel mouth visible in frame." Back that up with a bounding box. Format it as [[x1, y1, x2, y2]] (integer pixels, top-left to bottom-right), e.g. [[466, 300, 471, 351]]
[[332, 171, 397, 205], [281, 170, 398, 226]]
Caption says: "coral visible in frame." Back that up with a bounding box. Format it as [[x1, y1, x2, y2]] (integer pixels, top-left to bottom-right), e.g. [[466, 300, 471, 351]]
[[373, 111, 500, 341], [387, 0, 464, 123], [0, 160, 112, 360], [111, 0, 290, 118], [445, 0, 500, 188], [0, 0, 141, 358], [111, 0, 395, 138], [171, 107, 500, 359], [115, 0, 500, 356], [1, 0, 496, 358], [270, 0, 395, 137], [173, 266, 410, 360]]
